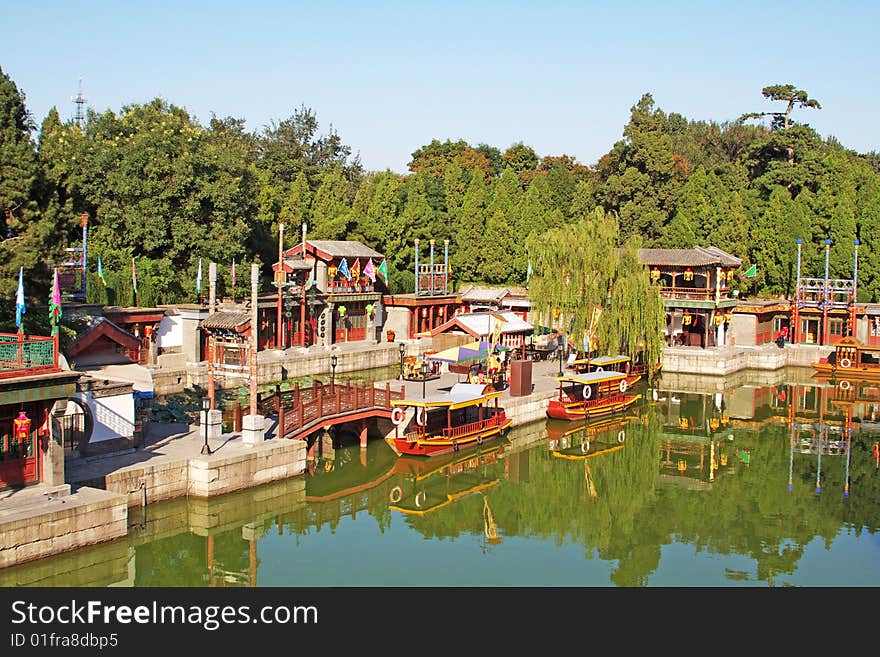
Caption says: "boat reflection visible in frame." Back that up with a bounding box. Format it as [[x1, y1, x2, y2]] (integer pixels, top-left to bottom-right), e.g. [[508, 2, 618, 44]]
[[545, 414, 639, 460], [388, 442, 507, 516]]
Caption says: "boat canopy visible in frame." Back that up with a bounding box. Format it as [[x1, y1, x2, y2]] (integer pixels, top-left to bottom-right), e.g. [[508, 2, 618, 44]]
[[571, 354, 630, 367], [556, 371, 627, 385], [391, 382, 501, 409]]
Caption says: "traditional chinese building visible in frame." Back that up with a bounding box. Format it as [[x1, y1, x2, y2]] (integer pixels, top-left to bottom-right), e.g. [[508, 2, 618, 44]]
[[428, 311, 534, 351], [274, 234, 389, 347], [639, 246, 742, 348], [0, 332, 80, 490], [458, 285, 531, 321], [383, 238, 459, 339], [790, 238, 859, 346]]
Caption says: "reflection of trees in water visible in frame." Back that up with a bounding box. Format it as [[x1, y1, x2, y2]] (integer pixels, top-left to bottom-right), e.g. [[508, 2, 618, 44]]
[[126, 395, 880, 587]]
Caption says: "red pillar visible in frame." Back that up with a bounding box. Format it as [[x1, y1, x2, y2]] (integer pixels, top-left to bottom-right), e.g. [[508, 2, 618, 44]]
[[359, 419, 368, 448]]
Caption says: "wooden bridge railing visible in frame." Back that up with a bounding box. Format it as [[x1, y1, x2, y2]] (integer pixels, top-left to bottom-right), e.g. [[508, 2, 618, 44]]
[[260, 380, 405, 440]]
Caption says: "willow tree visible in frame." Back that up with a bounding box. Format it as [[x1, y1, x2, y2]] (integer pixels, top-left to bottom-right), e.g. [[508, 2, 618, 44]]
[[525, 207, 665, 369]]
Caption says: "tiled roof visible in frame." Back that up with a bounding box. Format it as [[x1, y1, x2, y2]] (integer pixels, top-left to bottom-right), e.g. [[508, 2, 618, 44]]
[[309, 240, 384, 259], [638, 246, 742, 267], [452, 311, 533, 336], [199, 311, 250, 329], [460, 286, 510, 302]]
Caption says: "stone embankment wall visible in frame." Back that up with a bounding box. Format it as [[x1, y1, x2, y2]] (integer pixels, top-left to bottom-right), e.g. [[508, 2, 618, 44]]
[[0, 486, 128, 570], [660, 343, 829, 376], [104, 439, 308, 507]]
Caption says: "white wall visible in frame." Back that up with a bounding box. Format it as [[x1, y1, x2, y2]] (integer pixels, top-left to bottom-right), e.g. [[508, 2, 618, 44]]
[[71, 391, 135, 443], [156, 315, 183, 349]]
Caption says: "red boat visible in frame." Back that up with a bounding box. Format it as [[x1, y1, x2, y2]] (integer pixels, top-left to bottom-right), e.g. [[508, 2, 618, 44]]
[[546, 371, 641, 421], [387, 382, 512, 457]]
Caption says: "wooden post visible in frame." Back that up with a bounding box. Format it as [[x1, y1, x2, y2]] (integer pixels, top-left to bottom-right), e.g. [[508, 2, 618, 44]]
[[277, 223, 284, 349], [250, 263, 259, 418], [208, 262, 217, 315]]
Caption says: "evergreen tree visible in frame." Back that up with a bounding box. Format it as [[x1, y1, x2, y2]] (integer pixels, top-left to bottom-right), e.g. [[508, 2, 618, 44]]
[[0, 66, 46, 300], [452, 170, 488, 285]]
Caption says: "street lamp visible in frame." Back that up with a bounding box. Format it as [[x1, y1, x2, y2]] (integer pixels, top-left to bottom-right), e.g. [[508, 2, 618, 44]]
[[421, 359, 430, 399], [200, 395, 213, 455], [558, 332, 565, 377], [331, 355, 338, 385], [398, 342, 406, 380]]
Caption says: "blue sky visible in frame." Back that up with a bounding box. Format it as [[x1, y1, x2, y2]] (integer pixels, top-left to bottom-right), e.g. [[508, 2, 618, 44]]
[[3, 1, 877, 173]]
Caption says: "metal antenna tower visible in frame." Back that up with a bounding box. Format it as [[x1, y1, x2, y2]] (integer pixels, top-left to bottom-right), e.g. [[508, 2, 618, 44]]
[[72, 79, 87, 128]]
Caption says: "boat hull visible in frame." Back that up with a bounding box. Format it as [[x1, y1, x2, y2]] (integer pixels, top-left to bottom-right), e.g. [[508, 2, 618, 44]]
[[391, 417, 512, 457], [812, 363, 880, 381], [546, 393, 640, 421]]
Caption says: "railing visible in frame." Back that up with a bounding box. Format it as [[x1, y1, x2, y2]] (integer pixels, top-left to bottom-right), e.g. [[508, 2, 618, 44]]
[[442, 413, 506, 439], [261, 380, 405, 439], [660, 287, 731, 301], [0, 333, 59, 377]]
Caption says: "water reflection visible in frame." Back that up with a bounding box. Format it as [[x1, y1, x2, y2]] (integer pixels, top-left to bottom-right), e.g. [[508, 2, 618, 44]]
[[3, 376, 880, 587]]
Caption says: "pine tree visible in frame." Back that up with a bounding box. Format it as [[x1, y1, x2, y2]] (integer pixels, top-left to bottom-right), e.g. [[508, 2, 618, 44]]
[[0, 67, 49, 302]]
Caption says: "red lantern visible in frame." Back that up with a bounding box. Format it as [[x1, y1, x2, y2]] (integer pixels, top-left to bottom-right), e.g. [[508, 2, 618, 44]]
[[13, 411, 30, 442]]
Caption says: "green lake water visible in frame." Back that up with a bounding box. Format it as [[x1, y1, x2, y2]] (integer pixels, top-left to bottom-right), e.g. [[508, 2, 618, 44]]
[[3, 371, 879, 587]]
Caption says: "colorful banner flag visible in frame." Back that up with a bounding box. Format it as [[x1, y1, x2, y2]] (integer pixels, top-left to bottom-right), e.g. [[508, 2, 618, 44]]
[[49, 268, 62, 336], [196, 258, 202, 294], [742, 263, 757, 278], [363, 258, 376, 283], [350, 258, 361, 281], [131, 258, 138, 295], [15, 267, 25, 330], [231, 258, 236, 286], [337, 258, 351, 280], [97, 255, 107, 287], [377, 259, 388, 281]]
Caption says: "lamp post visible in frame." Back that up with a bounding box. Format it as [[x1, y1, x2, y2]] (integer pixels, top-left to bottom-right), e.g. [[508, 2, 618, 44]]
[[421, 359, 430, 399], [200, 395, 213, 455], [558, 332, 565, 377], [330, 355, 337, 386], [398, 342, 405, 380]]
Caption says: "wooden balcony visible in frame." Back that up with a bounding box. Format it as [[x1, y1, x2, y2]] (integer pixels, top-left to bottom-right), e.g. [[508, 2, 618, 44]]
[[660, 286, 732, 301], [0, 333, 60, 378]]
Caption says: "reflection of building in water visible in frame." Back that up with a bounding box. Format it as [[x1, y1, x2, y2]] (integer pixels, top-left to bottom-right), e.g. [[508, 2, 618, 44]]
[[653, 390, 735, 487], [787, 383, 855, 498]]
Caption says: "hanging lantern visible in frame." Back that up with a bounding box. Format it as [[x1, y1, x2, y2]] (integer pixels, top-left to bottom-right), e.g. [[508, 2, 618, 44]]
[[683, 268, 694, 281], [13, 411, 31, 443], [337, 305, 347, 317], [421, 308, 428, 317], [328, 266, 338, 278], [725, 311, 734, 323], [438, 306, 445, 316], [714, 314, 725, 326], [726, 270, 734, 281], [651, 268, 660, 281], [682, 312, 692, 326], [710, 418, 720, 431], [679, 418, 689, 429], [677, 459, 687, 472]]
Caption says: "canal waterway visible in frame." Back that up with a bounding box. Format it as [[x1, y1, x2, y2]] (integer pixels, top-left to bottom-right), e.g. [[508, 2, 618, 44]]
[[3, 372, 879, 587]]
